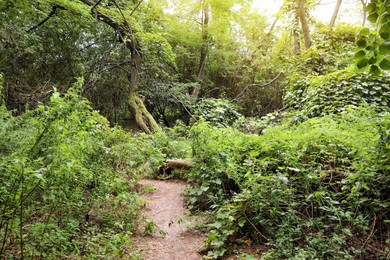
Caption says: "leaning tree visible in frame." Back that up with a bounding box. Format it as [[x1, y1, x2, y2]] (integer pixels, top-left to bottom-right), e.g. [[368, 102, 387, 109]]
[[1, 0, 161, 133]]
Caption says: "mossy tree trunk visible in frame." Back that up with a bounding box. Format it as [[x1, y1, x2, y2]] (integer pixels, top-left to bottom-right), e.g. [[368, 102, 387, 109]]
[[126, 46, 160, 133], [293, 14, 301, 55], [128, 93, 159, 134], [80, 0, 160, 133], [127, 54, 160, 133]]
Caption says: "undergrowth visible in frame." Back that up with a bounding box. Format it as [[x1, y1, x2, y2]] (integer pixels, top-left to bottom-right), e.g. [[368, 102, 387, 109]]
[[186, 105, 389, 259], [0, 84, 161, 258], [2, 70, 389, 259]]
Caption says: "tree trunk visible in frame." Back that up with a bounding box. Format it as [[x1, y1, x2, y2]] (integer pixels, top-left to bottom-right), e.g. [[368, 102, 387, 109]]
[[127, 51, 160, 133], [360, 0, 367, 26], [128, 92, 159, 134], [80, 0, 159, 133], [197, 1, 209, 81], [267, 3, 284, 36], [267, 15, 280, 36], [293, 15, 301, 55], [328, 0, 343, 33], [157, 159, 193, 175], [297, 0, 311, 50], [191, 0, 209, 100], [165, 159, 193, 170]]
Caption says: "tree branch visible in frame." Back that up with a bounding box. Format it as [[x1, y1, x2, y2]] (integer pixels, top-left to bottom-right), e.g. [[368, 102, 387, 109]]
[[91, 0, 104, 10], [79, 0, 140, 55], [130, 0, 144, 17], [231, 72, 283, 102], [27, 5, 66, 32], [80, 0, 124, 33], [110, 0, 142, 59], [111, 0, 133, 32]]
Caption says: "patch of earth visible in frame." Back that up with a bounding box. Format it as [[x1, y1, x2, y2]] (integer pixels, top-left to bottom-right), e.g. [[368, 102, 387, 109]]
[[139, 179, 204, 260]]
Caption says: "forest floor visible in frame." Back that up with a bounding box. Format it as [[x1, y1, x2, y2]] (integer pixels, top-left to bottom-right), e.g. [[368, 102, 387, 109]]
[[138, 179, 204, 260]]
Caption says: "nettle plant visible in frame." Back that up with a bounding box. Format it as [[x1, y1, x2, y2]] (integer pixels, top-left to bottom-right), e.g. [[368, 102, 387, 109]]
[[355, 0, 390, 75]]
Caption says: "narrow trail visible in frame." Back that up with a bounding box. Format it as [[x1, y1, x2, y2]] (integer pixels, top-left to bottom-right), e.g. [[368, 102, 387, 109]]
[[139, 179, 204, 260]]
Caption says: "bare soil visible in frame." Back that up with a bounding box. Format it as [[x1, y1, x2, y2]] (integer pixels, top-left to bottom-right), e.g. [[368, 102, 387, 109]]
[[139, 179, 204, 260]]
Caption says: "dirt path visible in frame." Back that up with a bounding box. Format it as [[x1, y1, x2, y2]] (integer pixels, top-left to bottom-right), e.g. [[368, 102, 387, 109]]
[[139, 179, 204, 260]]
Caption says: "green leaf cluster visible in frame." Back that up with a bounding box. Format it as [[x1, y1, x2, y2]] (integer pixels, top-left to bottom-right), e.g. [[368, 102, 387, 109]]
[[355, 0, 390, 75], [192, 98, 243, 127]]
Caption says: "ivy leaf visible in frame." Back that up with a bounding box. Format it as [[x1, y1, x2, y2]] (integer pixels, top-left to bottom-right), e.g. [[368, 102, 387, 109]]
[[368, 56, 377, 64], [368, 13, 379, 23], [379, 42, 390, 55], [379, 58, 390, 70], [366, 2, 376, 13], [358, 28, 370, 37], [356, 39, 367, 48], [379, 23, 390, 40], [354, 50, 366, 60], [356, 58, 368, 69], [369, 65, 381, 76]]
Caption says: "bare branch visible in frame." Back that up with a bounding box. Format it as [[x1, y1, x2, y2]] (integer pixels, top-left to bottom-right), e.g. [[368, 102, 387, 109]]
[[27, 5, 66, 32], [231, 72, 283, 102], [130, 0, 144, 17], [111, 0, 133, 32], [91, 0, 104, 10]]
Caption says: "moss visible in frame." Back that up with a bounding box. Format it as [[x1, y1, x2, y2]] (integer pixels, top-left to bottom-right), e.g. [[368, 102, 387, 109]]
[[128, 93, 160, 134]]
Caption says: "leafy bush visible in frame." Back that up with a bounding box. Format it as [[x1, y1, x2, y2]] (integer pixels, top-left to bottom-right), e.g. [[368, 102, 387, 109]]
[[187, 106, 389, 258], [295, 23, 357, 76], [192, 98, 243, 127], [141, 82, 195, 126], [0, 86, 150, 258]]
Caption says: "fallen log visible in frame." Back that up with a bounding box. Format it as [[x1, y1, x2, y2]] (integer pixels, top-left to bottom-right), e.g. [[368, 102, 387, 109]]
[[165, 159, 193, 170], [157, 159, 193, 176]]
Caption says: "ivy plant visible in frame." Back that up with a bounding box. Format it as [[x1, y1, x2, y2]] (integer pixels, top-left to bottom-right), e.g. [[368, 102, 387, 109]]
[[355, 0, 390, 75]]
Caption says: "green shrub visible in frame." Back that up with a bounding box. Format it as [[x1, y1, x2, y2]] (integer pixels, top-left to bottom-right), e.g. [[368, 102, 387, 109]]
[[192, 98, 243, 127], [0, 86, 147, 258], [187, 106, 389, 258]]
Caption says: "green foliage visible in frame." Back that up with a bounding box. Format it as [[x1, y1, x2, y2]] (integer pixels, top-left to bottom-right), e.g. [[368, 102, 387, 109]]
[[0, 87, 148, 258], [355, 0, 390, 75], [139, 32, 177, 80], [292, 23, 358, 76], [0, 73, 4, 107], [285, 70, 390, 119], [141, 82, 196, 126], [187, 106, 389, 258], [192, 98, 243, 127]]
